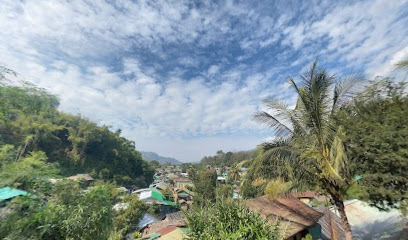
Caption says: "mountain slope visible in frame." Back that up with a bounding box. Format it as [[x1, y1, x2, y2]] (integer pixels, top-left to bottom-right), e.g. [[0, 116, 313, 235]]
[[141, 151, 182, 165], [0, 79, 154, 187]]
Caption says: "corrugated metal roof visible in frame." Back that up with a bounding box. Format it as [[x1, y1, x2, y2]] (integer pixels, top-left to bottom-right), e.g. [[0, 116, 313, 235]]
[[314, 205, 345, 240], [0, 187, 27, 202], [245, 195, 323, 238], [142, 219, 187, 238], [138, 213, 160, 229], [156, 225, 177, 237], [342, 199, 407, 239], [165, 211, 184, 221], [139, 190, 164, 202]]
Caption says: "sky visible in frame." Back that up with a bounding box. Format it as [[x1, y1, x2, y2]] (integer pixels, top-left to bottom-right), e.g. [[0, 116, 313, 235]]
[[1, 0, 408, 162]]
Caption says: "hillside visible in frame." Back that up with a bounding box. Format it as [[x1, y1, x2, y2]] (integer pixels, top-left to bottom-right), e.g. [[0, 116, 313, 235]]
[[141, 151, 182, 165], [0, 80, 154, 188]]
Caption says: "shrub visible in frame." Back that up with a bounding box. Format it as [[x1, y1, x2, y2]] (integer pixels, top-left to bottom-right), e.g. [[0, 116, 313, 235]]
[[185, 200, 281, 240]]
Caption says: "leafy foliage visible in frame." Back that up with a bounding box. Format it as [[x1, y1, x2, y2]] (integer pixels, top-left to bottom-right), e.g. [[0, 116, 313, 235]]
[[0, 181, 115, 240], [113, 194, 147, 238], [185, 200, 281, 240], [264, 178, 293, 198], [189, 168, 217, 204], [0, 149, 58, 190], [216, 184, 234, 199], [339, 80, 408, 212], [0, 83, 154, 187], [0, 180, 148, 240], [201, 150, 255, 167], [252, 61, 362, 240]]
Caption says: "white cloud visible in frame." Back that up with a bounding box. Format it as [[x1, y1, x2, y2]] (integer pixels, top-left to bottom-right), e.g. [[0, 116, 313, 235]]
[[1, 0, 407, 162], [282, 0, 408, 76]]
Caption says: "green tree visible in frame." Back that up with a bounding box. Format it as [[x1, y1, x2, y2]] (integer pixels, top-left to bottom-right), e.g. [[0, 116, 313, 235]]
[[180, 163, 190, 173], [185, 200, 281, 240], [0, 181, 115, 240], [149, 160, 160, 168], [253, 61, 360, 240], [113, 194, 147, 238], [0, 144, 17, 168], [201, 150, 255, 167], [339, 80, 408, 213], [0, 82, 154, 187], [190, 169, 217, 204], [228, 166, 241, 182], [216, 184, 233, 199], [0, 150, 58, 190], [162, 188, 174, 202]]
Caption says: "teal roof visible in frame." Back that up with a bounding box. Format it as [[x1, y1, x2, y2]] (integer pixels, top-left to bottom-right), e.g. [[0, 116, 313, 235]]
[[0, 187, 28, 202]]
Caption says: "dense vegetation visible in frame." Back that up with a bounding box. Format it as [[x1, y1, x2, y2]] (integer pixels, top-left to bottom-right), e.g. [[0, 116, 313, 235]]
[[1, 61, 407, 240], [0, 83, 154, 188], [185, 200, 281, 240], [188, 168, 218, 204], [200, 150, 255, 167], [0, 180, 147, 240], [0, 81, 156, 239], [339, 80, 408, 213], [243, 62, 408, 240]]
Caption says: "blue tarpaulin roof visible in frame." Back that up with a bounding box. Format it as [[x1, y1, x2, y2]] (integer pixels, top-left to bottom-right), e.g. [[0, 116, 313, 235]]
[[0, 187, 28, 202]]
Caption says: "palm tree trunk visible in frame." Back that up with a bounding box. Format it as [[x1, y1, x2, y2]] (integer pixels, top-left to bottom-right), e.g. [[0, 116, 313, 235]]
[[333, 196, 353, 240]]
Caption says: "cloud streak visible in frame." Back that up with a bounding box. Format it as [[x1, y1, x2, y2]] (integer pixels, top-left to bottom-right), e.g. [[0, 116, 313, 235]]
[[1, 0, 407, 161]]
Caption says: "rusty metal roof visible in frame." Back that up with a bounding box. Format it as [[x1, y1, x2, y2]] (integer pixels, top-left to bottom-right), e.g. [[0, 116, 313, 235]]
[[291, 191, 318, 198], [245, 195, 323, 238], [314, 205, 345, 240]]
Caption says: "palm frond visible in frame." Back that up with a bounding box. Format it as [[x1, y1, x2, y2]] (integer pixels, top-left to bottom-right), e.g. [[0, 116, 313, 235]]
[[288, 77, 301, 96], [253, 111, 292, 137], [263, 98, 306, 133], [236, 159, 251, 169], [333, 74, 364, 110]]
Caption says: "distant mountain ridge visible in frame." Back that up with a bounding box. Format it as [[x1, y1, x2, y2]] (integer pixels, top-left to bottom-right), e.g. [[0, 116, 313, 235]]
[[141, 151, 182, 165]]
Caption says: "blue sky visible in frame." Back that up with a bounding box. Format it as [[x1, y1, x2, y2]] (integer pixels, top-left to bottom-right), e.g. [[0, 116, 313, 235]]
[[1, 0, 408, 162]]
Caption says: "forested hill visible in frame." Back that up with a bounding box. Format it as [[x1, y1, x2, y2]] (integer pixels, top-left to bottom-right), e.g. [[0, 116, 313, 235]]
[[141, 151, 182, 165], [0, 82, 154, 188], [200, 150, 256, 166]]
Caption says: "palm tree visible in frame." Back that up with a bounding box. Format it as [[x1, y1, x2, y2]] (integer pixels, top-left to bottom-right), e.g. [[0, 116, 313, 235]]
[[253, 61, 360, 240], [229, 166, 241, 182]]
